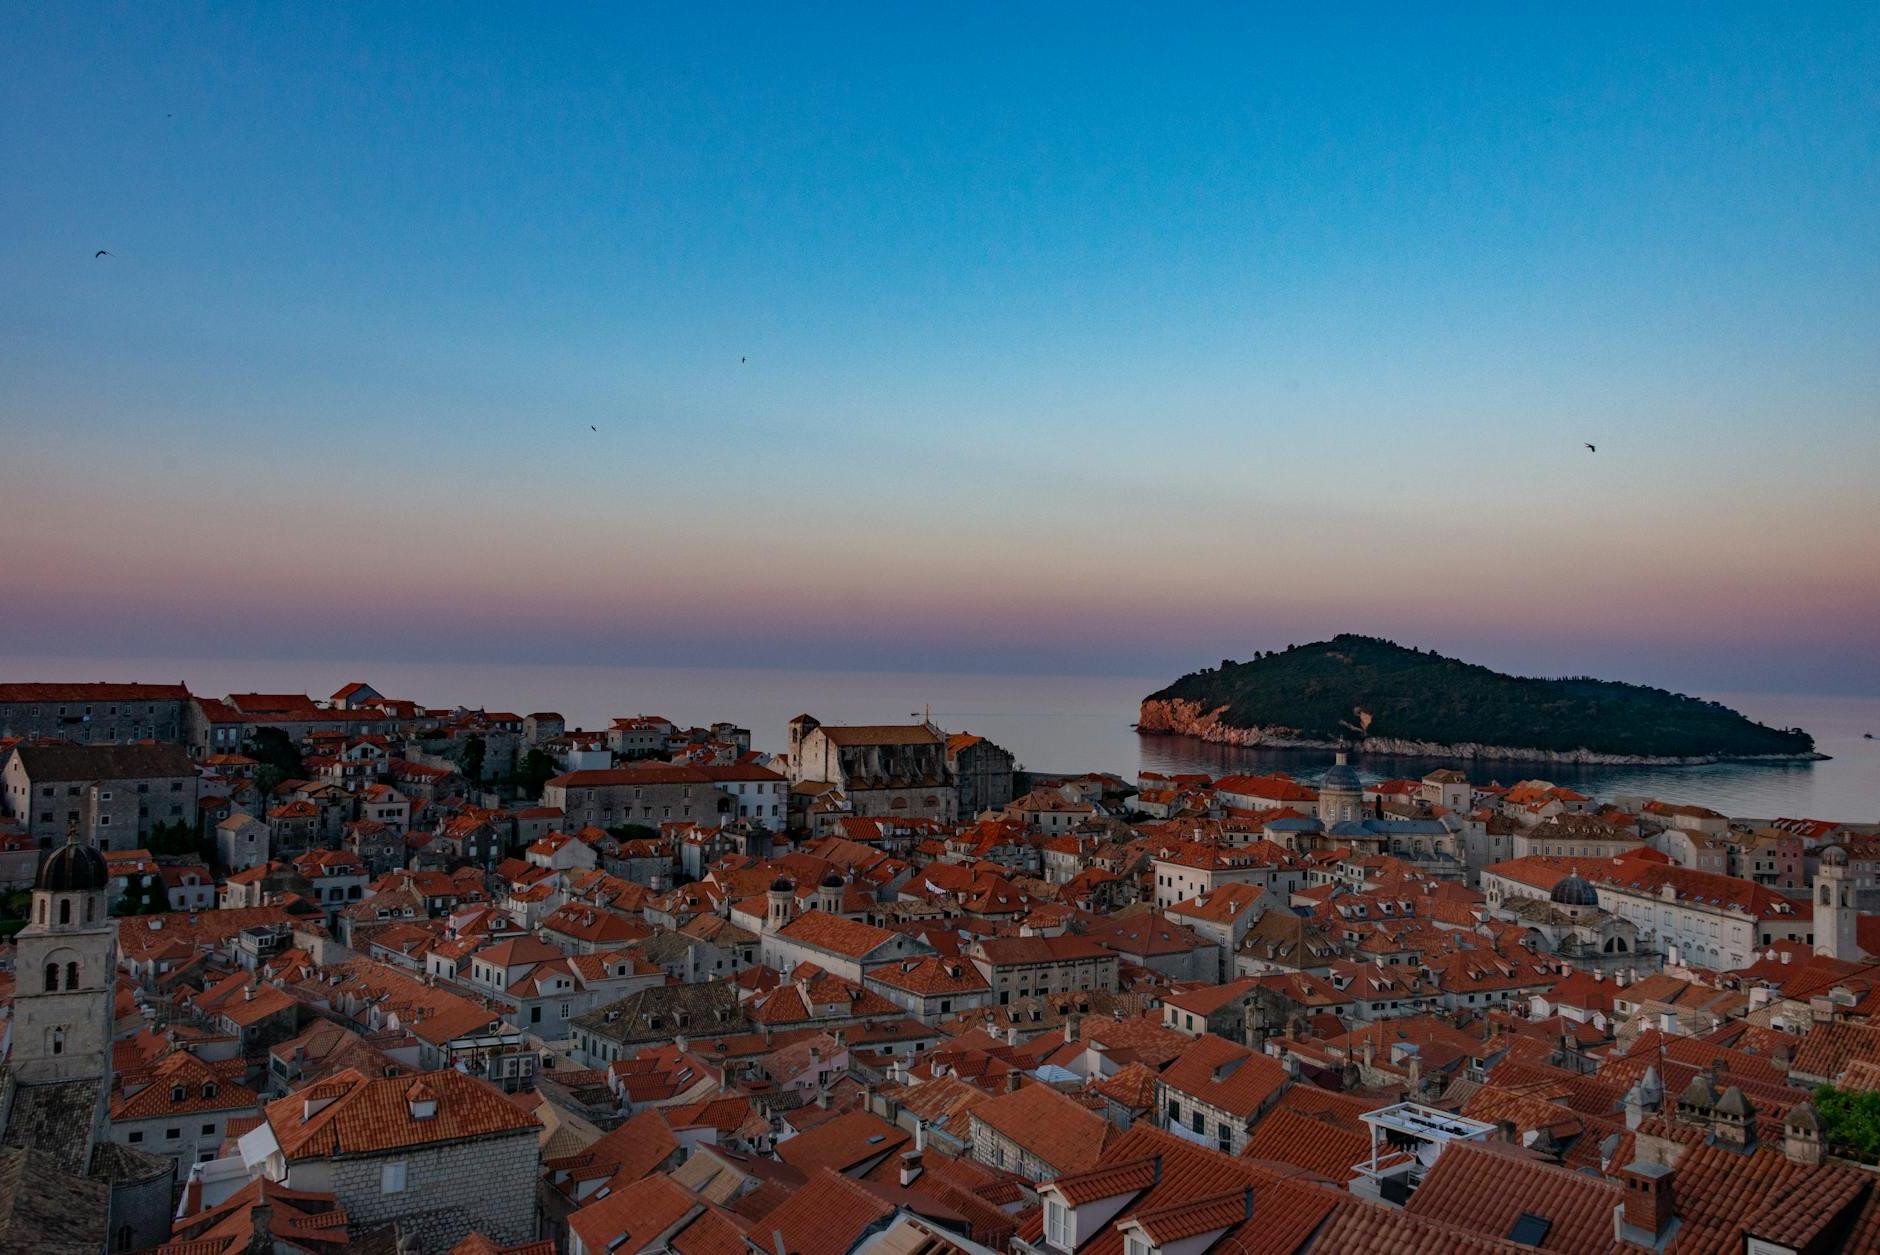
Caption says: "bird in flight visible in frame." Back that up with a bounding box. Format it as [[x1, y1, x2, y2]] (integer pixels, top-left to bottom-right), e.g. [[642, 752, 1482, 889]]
[[1585, 443, 1596, 453], [94, 250, 111, 258], [589, 425, 598, 433], [740, 356, 747, 364]]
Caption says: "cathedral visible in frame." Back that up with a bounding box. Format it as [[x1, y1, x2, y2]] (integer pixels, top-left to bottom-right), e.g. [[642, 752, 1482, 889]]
[[0, 829, 174, 1251]]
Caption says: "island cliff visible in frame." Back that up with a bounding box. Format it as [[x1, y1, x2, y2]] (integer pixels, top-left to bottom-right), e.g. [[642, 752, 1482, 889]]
[[1140, 635, 1823, 766]]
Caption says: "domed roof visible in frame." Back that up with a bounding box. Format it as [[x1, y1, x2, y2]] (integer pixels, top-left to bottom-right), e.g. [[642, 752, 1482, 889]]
[[38, 834, 109, 893], [1822, 844, 1849, 868], [1551, 872, 1599, 907], [769, 876, 794, 893], [1319, 757, 1362, 792], [820, 871, 844, 888]]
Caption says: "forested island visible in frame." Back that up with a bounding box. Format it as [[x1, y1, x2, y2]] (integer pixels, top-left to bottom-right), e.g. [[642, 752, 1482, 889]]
[[1139, 635, 1822, 764]]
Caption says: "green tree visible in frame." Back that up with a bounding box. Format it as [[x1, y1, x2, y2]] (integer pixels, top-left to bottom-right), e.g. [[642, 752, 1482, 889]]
[[147, 818, 197, 857], [508, 748, 558, 800], [456, 735, 487, 785], [246, 727, 305, 795], [1814, 1085, 1880, 1162], [114, 876, 172, 916]]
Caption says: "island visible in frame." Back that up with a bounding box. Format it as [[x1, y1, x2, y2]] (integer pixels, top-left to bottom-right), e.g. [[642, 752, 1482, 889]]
[[1139, 634, 1822, 765]]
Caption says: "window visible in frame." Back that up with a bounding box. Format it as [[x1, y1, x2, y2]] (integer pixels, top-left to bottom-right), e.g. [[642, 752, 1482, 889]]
[[202, 1123, 216, 1135], [45, 963, 59, 992], [381, 1161, 408, 1193], [1125, 1235, 1152, 1255], [67, 961, 79, 989], [165, 1128, 181, 1140], [1044, 1200, 1070, 1251], [127, 1131, 143, 1144]]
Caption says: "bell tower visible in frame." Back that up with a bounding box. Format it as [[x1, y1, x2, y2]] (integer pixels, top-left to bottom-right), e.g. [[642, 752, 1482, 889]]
[[1814, 845, 1863, 961], [12, 824, 117, 1085]]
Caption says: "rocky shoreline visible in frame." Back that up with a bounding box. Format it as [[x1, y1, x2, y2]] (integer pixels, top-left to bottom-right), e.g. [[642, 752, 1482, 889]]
[[1136, 698, 1830, 766]]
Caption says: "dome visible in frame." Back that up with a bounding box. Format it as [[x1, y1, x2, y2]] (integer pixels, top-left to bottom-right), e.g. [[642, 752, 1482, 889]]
[[38, 837, 109, 893], [1822, 845, 1849, 868], [820, 871, 844, 888], [769, 876, 794, 893], [1551, 873, 1599, 908], [1319, 760, 1362, 792]]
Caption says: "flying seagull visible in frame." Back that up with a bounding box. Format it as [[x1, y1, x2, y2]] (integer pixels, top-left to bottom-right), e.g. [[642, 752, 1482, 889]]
[[589, 425, 598, 432], [94, 250, 111, 258], [1585, 443, 1596, 453]]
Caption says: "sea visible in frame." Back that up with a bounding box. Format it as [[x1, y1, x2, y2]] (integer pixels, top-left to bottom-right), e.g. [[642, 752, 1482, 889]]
[[4, 655, 1877, 823]]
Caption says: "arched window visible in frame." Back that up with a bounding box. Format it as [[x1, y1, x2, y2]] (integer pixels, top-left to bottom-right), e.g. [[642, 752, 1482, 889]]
[[50, 1028, 64, 1055], [44, 963, 59, 992], [58, 898, 71, 925], [115, 1224, 134, 1252], [85, 897, 94, 923], [36, 899, 45, 925], [65, 961, 79, 990]]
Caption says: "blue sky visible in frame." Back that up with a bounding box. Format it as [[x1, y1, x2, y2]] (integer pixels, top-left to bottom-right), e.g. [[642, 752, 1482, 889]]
[[2, 4, 1877, 692]]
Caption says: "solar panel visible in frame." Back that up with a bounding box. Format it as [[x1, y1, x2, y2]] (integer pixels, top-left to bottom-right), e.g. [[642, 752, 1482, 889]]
[[1508, 1212, 1552, 1246]]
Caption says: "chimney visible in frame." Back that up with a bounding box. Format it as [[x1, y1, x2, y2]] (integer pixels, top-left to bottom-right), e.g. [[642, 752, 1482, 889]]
[[1617, 1159, 1677, 1245], [899, 1150, 924, 1187], [1005, 1069, 1022, 1094]]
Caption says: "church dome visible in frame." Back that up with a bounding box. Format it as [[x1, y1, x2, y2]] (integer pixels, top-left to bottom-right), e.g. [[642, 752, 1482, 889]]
[[769, 876, 794, 893], [1551, 872, 1599, 907], [1821, 845, 1848, 868], [38, 838, 109, 893], [820, 871, 844, 888], [1319, 760, 1361, 792]]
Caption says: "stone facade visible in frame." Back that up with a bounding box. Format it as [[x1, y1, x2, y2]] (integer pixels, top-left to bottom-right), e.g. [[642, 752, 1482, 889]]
[[788, 717, 955, 822], [949, 734, 1017, 817], [3, 744, 200, 852], [297, 1128, 541, 1251], [0, 684, 191, 745]]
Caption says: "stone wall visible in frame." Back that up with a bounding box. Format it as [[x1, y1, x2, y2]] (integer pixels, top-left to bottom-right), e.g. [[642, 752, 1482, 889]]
[[327, 1130, 541, 1251]]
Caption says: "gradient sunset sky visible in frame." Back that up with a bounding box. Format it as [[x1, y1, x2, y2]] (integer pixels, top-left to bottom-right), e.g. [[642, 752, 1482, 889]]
[[3, 5, 1877, 693]]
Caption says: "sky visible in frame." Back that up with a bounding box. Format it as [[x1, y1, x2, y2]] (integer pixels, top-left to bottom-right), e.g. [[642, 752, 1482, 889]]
[[2, 4, 1877, 694]]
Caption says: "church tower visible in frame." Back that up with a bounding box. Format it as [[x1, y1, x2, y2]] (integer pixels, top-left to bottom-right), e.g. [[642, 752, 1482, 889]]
[[1815, 845, 1863, 960], [1318, 753, 1363, 825], [12, 826, 117, 1086], [766, 876, 795, 932]]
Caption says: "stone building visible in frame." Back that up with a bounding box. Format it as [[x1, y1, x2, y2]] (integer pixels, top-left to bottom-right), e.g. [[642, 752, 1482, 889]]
[[0, 682, 192, 745], [543, 762, 788, 832], [968, 1081, 1111, 1181], [948, 732, 1017, 817], [239, 1067, 541, 1251], [2, 743, 200, 852], [788, 716, 956, 822]]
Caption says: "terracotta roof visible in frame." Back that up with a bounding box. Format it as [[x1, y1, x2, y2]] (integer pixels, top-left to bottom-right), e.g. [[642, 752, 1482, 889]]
[[761, 1167, 895, 1255], [0, 682, 190, 702], [1239, 1106, 1367, 1183], [776, 909, 901, 958], [262, 1067, 537, 1159], [814, 724, 943, 747], [970, 1082, 1111, 1175], [1158, 1036, 1289, 1120], [1404, 1141, 1620, 1251], [775, 1109, 910, 1176]]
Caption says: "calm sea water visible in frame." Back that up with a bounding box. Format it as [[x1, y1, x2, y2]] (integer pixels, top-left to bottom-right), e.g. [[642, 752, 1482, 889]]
[[3, 655, 1876, 822]]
